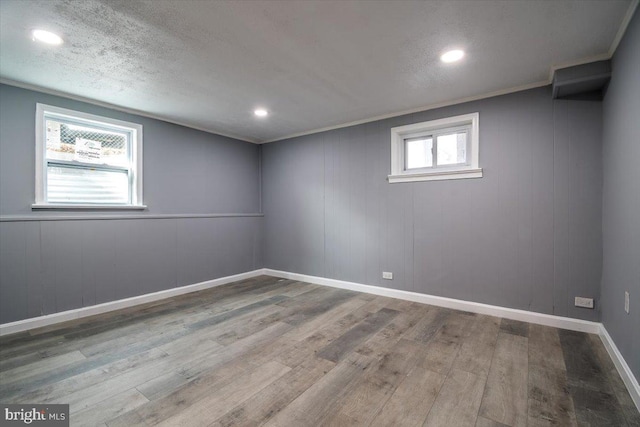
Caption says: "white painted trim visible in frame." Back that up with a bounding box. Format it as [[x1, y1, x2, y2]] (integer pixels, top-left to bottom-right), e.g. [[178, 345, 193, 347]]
[[266, 267, 638, 410], [0, 78, 258, 144], [31, 204, 148, 210], [4, 76, 547, 146], [0, 269, 264, 337], [35, 103, 45, 204], [609, 0, 639, 57], [262, 268, 601, 334], [134, 118, 144, 207], [598, 324, 640, 411], [263, 0, 639, 147], [262, 269, 640, 408], [390, 112, 479, 136], [389, 112, 480, 183], [0, 266, 599, 336], [0, 213, 264, 222], [261, 81, 548, 144], [388, 168, 483, 183], [5, 0, 638, 150], [35, 103, 145, 208], [3, 266, 636, 411]]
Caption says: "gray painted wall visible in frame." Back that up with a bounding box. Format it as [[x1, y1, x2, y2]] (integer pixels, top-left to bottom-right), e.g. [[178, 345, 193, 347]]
[[601, 10, 640, 380], [262, 86, 603, 321], [0, 84, 260, 216], [0, 84, 263, 323]]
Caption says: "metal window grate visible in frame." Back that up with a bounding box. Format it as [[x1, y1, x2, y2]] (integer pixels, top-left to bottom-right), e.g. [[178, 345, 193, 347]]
[[43, 117, 133, 204], [45, 119, 129, 166], [59, 123, 125, 149], [36, 103, 143, 206]]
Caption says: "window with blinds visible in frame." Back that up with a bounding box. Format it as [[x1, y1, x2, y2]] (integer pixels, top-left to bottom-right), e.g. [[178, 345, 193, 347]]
[[35, 104, 143, 208]]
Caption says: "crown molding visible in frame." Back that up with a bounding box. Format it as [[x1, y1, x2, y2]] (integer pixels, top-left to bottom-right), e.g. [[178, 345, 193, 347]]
[[0, 78, 258, 144]]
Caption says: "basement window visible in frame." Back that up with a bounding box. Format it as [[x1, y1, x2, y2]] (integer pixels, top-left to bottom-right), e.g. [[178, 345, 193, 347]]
[[33, 104, 145, 209], [389, 112, 482, 183]]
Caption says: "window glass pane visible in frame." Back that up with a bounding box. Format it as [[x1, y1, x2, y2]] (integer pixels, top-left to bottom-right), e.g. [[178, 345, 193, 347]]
[[436, 132, 467, 166], [47, 166, 129, 204], [45, 119, 129, 167], [406, 137, 433, 169]]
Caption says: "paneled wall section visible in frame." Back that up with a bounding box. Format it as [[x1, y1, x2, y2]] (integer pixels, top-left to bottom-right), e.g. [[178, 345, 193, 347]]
[[262, 86, 603, 321], [600, 10, 640, 380], [0, 217, 262, 323], [0, 84, 263, 323]]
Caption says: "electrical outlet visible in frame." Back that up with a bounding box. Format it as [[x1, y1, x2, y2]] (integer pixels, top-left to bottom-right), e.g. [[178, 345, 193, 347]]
[[574, 297, 594, 309], [382, 272, 393, 280], [625, 291, 630, 314]]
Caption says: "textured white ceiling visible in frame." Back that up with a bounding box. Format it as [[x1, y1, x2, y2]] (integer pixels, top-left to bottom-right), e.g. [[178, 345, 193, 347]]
[[0, 0, 633, 143]]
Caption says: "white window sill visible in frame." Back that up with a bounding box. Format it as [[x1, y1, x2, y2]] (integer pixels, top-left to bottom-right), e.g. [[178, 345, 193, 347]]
[[388, 168, 483, 183], [32, 204, 147, 211]]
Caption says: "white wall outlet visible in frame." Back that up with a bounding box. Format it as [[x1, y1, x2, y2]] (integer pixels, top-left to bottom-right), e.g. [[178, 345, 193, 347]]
[[625, 291, 630, 314], [382, 272, 393, 280], [574, 296, 594, 309]]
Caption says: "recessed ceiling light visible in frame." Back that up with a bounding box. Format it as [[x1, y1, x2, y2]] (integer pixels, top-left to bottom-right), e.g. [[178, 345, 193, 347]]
[[440, 49, 464, 63], [254, 109, 268, 117], [32, 29, 63, 45]]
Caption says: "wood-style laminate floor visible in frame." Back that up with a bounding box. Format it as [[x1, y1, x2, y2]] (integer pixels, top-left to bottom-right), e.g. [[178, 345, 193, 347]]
[[1, 276, 638, 427]]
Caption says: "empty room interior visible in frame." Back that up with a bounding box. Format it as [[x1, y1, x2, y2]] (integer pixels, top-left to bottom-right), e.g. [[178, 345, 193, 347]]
[[0, 1, 639, 426]]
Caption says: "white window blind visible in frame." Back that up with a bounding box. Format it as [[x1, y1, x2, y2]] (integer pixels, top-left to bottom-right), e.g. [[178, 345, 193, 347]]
[[46, 165, 130, 204]]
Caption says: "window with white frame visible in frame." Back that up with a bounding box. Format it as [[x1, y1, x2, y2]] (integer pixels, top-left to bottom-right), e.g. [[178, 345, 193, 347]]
[[389, 112, 482, 183], [34, 104, 144, 208]]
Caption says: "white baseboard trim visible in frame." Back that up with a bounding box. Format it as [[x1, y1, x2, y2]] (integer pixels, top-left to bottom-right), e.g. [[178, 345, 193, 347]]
[[598, 324, 640, 411], [0, 267, 602, 337], [2, 266, 637, 410], [0, 269, 264, 337], [262, 268, 600, 333], [263, 268, 640, 411]]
